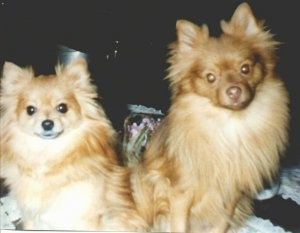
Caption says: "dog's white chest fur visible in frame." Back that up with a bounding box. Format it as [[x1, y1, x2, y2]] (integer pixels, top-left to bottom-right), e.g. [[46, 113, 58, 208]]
[[21, 180, 105, 230]]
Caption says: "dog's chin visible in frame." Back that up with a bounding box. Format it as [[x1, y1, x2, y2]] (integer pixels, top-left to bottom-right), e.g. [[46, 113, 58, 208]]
[[35, 131, 63, 140], [221, 99, 252, 111]]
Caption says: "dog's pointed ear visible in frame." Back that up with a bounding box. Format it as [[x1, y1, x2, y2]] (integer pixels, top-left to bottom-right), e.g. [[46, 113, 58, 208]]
[[1, 62, 33, 92], [176, 19, 209, 53], [220, 2, 262, 36], [58, 58, 91, 88]]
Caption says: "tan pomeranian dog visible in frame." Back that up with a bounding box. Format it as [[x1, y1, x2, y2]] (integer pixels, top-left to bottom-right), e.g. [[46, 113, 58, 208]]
[[131, 2, 290, 232], [0, 58, 148, 231]]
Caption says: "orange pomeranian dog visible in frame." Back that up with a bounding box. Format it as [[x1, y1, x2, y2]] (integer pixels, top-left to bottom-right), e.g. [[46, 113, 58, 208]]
[[0, 58, 148, 231], [131, 2, 289, 233]]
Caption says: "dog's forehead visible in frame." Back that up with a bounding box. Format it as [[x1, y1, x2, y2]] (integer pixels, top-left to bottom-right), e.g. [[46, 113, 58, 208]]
[[29, 75, 67, 89], [20, 75, 71, 100], [205, 36, 242, 52], [197, 41, 251, 66]]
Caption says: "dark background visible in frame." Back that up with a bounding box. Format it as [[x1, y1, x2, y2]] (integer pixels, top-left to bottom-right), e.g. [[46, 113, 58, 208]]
[[1, 1, 300, 231], [1, 1, 299, 165]]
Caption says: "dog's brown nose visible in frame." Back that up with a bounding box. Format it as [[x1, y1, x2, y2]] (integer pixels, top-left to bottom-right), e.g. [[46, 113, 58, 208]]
[[226, 86, 241, 100]]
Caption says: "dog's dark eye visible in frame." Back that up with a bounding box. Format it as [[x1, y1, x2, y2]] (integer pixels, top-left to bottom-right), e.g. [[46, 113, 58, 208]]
[[206, 73, 216, 83], [26, 105, 37, 116], [56, 103, 68, 113], [241, 64, 250, 74]]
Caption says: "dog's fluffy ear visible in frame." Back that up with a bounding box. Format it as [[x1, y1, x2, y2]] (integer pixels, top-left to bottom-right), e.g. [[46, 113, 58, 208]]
[[176, 19, 209, 53], [220, 2, 263, 36], [57, 58, 100, 118], [1, 62, 34, 93], [57, 58, 91, 89]]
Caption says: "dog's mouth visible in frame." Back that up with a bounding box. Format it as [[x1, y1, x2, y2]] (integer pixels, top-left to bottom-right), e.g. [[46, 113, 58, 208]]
[[223, 98, 252, 110], [36, 131, 63, 140]]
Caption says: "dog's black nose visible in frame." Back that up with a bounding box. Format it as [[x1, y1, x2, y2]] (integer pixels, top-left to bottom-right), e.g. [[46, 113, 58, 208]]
[[42, 119, 54, 131], [226, 86, 241, 100]]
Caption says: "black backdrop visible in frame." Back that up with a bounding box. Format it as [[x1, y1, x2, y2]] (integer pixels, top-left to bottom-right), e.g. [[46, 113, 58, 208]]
[[1, 0, 299, 166]]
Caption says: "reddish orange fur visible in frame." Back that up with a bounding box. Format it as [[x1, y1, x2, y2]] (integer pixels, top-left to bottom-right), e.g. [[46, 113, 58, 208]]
[[131, 3, 289, 232], [0, 58, 148, 231]]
